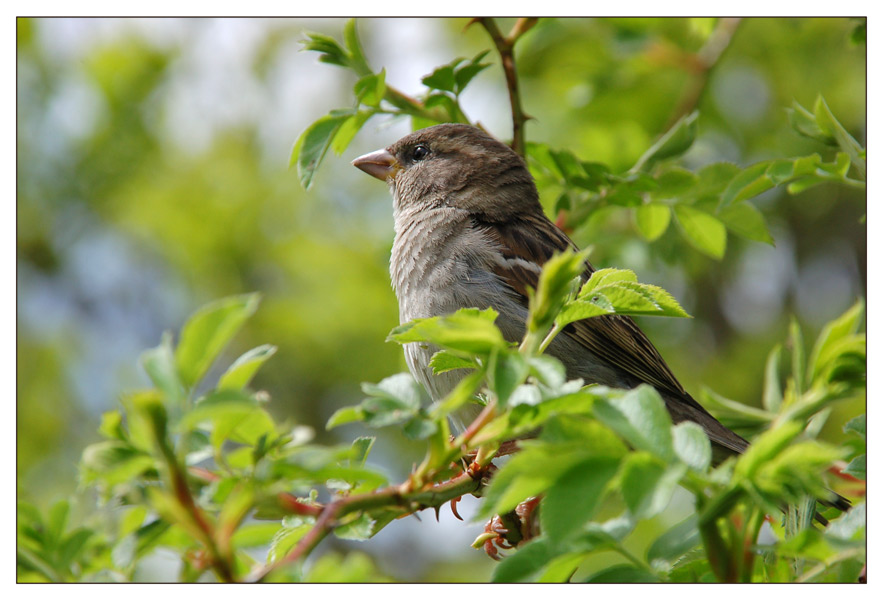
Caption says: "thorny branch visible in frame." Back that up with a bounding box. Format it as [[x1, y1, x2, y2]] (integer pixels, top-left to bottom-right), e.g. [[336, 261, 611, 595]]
[[475, 18, 539, 157], [663, 18, 742, 129], [248, 468, 487, 582]]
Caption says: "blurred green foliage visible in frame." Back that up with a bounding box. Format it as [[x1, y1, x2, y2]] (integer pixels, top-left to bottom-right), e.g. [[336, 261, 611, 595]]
[[17, 17, 864, 581]]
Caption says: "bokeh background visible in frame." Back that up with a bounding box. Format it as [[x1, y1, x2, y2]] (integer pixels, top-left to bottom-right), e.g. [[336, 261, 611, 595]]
[[17, 17, 865, 581]]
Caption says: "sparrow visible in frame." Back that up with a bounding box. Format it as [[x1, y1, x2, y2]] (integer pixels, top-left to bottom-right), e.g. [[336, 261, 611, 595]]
[[351, 123, 744, 463]]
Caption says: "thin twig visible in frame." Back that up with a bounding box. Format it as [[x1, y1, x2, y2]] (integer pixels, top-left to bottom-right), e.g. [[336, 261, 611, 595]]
[[664, 18, 742, 129], [477, 18, 538, 157]]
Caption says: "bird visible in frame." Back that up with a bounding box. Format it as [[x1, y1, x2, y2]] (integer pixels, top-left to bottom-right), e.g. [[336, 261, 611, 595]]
[[349, 122, 841, 496]]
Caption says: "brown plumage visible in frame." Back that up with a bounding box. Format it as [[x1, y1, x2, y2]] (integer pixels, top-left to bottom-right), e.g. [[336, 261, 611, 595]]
[[352, 124, 758, 466]]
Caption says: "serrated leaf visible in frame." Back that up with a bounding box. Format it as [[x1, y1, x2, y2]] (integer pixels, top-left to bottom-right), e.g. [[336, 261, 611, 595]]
[[326, 405, 366, 429], [814, 95, 865, 179], [492, 537, 558, 582], [594, 386, 674, 461], [80, 441, 155, 487], [762, 344, 783, 413], [632, 110, 698, 172], [454, 60, 491, 93], [174, 293, 261, 389], [218, 344, 277, 391], [422, 64, 457, 92], [673, 205, 726, 259], [788, 101, 834, 144], [178, 389, 275, 448], [634, 203, 671, 241], [672, 421, 711, 471], [718, 201, 774, 245], [428, 350, 477, 374], [140, 332, 185, 405], [647, 514, 700, 563], [806, 299, 864, 384], [542, 457, 620, 542], [388, 308, 505, 355], [488, 349, 529, 404], [331, 111, 371, 156], [290, 113, 351, 189], [620, 453, 685, 518], [843, 454, 865, 480], [843, 414, 865, 440], [585, 564, 659, 583], [354, 70, 385, 107], [342, 18, 372, 76], [402, 416, 437, 440], [735, 420, 803, 480]]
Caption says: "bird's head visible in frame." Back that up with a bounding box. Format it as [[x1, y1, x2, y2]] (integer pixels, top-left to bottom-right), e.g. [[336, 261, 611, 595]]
[[352, 123, 540, 219]]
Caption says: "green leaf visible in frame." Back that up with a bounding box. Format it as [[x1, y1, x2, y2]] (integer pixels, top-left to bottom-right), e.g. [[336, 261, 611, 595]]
[[843, 414, 865, 440], [98, 410, 125, 441], [268, 517, 314, 563], [735, 420, 802, 480], [843, 454, 865, 480], [350, 436, 375, 467], [632, 110, 698, 172], [290, 113, 351, 189], [430, 367, 485, 418], [584, 564, 659, 583], [231, 523, 283, 548], [814, 95, 866, 179], [454, 50, 491, 93], [762, 344, 783, 413], [402, 415, 437, 440], [140, 332, 185, 406], [333, 513, 376, 541], [354, 70, 386, 107], [218, 344, 277, 391], [387, 307, 505, 355], [331, 111, 371, 156], [174, 293, 260, 389], [480, 417, 626, 518], [428, 350, 477, 374], [787, 101, 834, 145], [80, 441, 155, 487], [718, 202, 774, 245], [536, 553, 589, 582], [634, 203, 671, 241], [672, 421, 711, 471], [488, 349, 529, 404], [178, 389, 275, 448], [567, 277, 690, 320], [647, 515, 700, 563], [542, 457, 620, 542], [492, 537, 558, 582], [326, 405, 365, 429], [673, 205, 726, 259], [619, 453, 685, 518], [342, 18, 372, 76], [422, 63, 458, 92], [300, 32, 349, 68], [806, 299, 864, 384], [359, 373, 424, 427], [593, 386, 675, 461]]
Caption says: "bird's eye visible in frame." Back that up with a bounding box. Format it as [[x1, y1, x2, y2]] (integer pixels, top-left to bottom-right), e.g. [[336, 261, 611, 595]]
[[412, 145, 430, 161]]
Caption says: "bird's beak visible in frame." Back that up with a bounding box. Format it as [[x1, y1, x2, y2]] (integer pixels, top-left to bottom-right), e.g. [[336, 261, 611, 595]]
[[352, 148, 400, 181]]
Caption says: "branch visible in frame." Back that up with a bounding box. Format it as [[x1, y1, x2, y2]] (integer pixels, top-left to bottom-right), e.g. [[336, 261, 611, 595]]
[[477, 18, 539, 157], [247, 469, 485, 582], [664, 18, 742, 129]]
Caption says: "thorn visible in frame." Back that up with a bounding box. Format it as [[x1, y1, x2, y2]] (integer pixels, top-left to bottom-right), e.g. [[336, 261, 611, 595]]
[[450, 496, 464, 521], [433, 505, 441, 522]]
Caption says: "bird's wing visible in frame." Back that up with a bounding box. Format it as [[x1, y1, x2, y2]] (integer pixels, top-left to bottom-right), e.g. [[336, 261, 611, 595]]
[[472, 210, 749, 454]]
